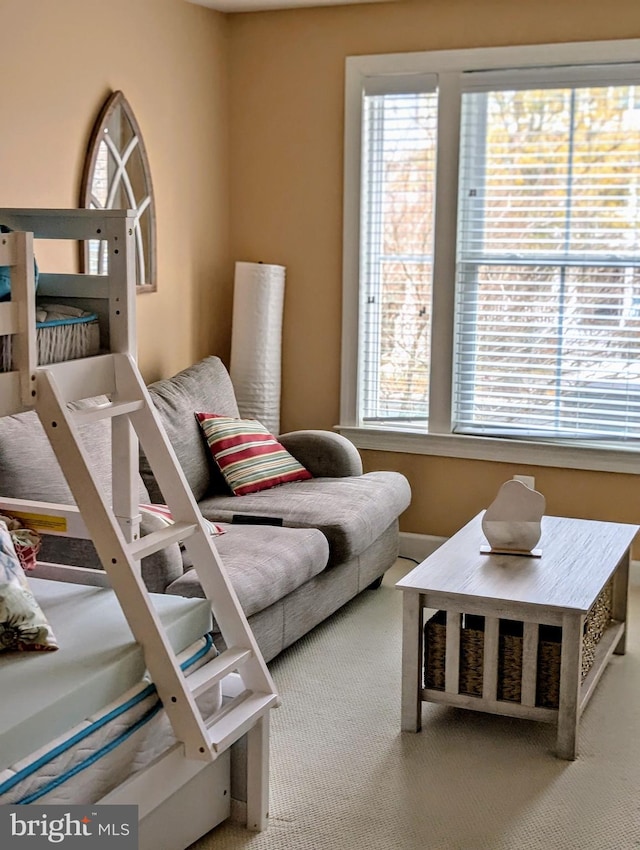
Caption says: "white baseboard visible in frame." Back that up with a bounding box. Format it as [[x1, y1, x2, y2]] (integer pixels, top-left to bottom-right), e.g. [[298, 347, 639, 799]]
[[399, 532, 446, 564], [399, 532, 640, 586]]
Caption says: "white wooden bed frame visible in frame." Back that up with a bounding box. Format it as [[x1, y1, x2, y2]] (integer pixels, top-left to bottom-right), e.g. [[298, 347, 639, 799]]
[[0, 209, 278, 849]]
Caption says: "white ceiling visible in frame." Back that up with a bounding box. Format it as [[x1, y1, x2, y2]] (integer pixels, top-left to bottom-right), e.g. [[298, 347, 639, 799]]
[[188, 0, 395, 12]]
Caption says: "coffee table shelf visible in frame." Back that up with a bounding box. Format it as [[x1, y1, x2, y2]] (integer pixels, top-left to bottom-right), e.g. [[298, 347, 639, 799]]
[[397, 513, 638, 759]]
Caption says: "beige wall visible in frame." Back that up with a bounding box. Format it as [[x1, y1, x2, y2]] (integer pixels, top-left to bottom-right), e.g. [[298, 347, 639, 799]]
[[227, 0, 640, 540], [1, 0, 230, 381], [3, 0, 640, 543]]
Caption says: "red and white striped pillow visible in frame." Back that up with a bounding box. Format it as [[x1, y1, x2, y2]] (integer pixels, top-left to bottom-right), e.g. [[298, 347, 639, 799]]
[[195, 413, 312, 496], [139, 504, 225, 536]]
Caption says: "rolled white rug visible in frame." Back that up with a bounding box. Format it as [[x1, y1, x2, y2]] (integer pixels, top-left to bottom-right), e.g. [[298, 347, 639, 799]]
[[229, 260, 286, 436]]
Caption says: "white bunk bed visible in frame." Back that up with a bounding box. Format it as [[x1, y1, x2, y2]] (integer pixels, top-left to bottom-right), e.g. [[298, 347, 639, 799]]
[[0, 224, 100, 372], [0, 210, 278, 850]]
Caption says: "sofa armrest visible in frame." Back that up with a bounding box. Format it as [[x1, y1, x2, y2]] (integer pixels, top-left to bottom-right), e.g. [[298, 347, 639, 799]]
[[278, 430, 363, 478]]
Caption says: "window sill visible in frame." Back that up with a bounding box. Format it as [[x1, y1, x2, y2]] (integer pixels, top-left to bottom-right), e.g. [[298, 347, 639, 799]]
[[335, 425, 640, 475]]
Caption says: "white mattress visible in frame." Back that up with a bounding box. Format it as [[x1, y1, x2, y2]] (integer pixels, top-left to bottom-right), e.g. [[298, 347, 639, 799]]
[[0, 578, 212, 772], [0, 636, 223, 805]]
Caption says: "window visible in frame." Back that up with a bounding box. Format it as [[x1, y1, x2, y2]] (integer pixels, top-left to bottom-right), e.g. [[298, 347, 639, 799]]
[[360, 86, 438, 425], [342, 41, 640, 471], [456, 80, 640, 440]]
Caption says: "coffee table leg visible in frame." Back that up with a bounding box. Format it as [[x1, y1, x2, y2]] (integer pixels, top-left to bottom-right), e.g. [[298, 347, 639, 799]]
[[556, 613, 583, 760], [612, 549, 630, 655], [401, 592, 422, 732]]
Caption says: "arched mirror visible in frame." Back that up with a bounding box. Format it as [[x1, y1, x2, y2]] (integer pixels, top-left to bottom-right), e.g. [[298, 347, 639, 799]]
[[80, 91, 156, 292]]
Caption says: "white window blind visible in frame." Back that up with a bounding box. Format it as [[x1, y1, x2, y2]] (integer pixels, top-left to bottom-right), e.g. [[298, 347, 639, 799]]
[[454, 80, 640, 440], [360, 88, 438, 425]]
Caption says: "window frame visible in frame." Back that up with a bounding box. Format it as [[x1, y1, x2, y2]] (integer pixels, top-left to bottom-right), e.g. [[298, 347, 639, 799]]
[[340, 38, 640, 474]]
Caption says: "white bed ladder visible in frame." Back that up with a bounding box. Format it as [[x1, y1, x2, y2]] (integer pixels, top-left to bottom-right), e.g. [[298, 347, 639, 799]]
[[31, 351, 279, 800]]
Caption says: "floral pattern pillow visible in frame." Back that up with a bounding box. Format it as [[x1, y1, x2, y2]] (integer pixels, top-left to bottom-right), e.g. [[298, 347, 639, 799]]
[[0, 521, 57, 652]]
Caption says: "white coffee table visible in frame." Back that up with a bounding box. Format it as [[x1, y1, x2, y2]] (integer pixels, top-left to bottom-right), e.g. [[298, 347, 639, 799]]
[[396, 513, 638, 759]]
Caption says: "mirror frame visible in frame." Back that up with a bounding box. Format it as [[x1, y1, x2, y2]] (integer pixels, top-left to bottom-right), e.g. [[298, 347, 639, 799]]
[[79, 90, 157, 293]]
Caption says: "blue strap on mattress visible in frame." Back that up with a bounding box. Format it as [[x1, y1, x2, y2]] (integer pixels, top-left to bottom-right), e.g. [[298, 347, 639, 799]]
[[19, 703, 165, 804], [0, 633, 215, 802]]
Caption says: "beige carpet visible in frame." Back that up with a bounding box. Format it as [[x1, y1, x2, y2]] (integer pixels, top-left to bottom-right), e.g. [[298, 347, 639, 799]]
[[193, 561, 640, 850]]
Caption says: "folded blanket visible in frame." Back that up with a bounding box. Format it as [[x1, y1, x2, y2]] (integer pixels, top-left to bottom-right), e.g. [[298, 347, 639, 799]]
[[35, 303, 93, 324]]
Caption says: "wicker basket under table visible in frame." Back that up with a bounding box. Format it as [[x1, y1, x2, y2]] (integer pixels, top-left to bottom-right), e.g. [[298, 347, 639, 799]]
[[424, 580, 613, 710]]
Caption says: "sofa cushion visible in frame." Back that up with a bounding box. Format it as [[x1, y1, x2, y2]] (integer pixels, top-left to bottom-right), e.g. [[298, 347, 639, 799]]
[[143, 357, 240, 502], [197, 471, 412, 565], [166, 522, 329, 618], [0, 402, 148, 506], [196, 413, 312, 495]]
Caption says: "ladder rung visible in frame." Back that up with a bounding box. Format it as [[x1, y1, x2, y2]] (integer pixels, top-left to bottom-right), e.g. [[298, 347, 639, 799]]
[[207, 692, 278, 753], [70, 399, 145, 423], [187, 647, 253, 699], [44, 354, 118, 400], [130, 521, 197, 560]]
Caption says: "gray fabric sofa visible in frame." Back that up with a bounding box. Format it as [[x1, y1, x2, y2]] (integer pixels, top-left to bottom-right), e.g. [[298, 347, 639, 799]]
[[0, 357, 411, 662], [141, 357, 411, 661]]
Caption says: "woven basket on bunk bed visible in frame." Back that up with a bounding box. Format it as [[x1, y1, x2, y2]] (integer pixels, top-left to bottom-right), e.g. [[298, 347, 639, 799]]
[[423, 580, 613, 709], [0, 310, 100, 372]]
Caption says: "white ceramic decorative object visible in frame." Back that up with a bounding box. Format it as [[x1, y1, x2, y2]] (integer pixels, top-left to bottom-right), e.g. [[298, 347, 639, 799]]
[[481, 479, 546, 556]]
